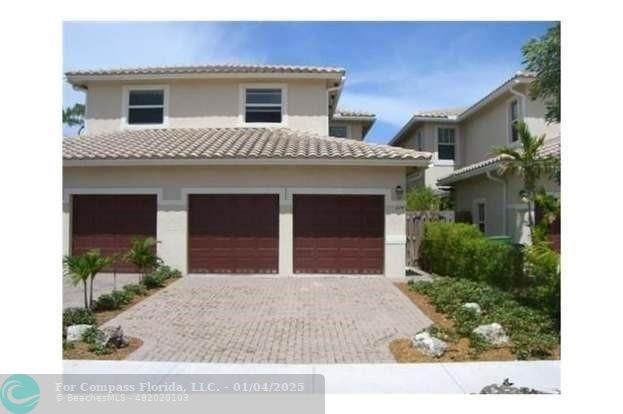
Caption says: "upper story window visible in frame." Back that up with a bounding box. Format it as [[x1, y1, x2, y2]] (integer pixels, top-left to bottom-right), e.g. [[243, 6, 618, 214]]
[[509, 100, 519, 142], [329, 126, 348, 138], [245, 88, 283, 123], [437, 128, 456, 160], [123, 85, 169, 127]]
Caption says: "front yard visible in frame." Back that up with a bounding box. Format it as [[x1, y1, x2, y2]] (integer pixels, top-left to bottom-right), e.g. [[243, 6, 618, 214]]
[[391, 277, 560, 362]]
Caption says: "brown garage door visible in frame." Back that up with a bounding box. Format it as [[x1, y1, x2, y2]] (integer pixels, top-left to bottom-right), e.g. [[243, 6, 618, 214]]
[[294, 195, 384, 274], [188, 194, 279, 273], [72, 194, 157, 272]]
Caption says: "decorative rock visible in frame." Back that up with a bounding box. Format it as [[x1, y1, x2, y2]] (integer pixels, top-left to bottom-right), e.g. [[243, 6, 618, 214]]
[[473, 323, 509, 345], [480, 379, 547, 394], [66, 324, 93, 342], [96, 326, 129, 348], [411, 331, 448, 357], [462, 302, 482, 315]]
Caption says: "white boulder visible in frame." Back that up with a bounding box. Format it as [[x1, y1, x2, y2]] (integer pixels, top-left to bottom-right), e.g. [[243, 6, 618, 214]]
[[66, 324, 93, 342], [411, 331, 448, 357], [462, 302, 482, 315], [473, 323, 509, 345]]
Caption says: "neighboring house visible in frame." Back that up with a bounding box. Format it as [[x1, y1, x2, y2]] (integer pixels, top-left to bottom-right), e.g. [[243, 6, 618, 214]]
[[389, 72, 560, 243], [62, 64, 430, 277]]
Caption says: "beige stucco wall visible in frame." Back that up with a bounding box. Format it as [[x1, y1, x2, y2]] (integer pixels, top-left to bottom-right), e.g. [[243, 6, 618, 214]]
[[63, 165, 408, 278], [461, 86, 560, 167], [400, 123, 458, 190], [85, 79, 329, 136], [454, 172, 560, 243]]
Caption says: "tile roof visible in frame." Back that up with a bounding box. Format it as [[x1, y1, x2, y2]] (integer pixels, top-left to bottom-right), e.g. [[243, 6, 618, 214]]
[[65, 64, 345, 77], [333, 109, 376, 119], [389, 71, 538, 146], [437, 137, 560, 185], [412, 107, 468, 119], [63, 127, 430, 164]]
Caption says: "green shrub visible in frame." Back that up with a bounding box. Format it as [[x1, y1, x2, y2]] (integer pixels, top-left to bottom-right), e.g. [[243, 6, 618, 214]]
[[123, 283, 147, 296], [407, 187, 442, 211], [63, 307, 96, 327], [419, 222, 526, 290], [409, 277, 559, 359], [522, 242, 561, 325], [81, 326, 101, 344], [154, 265, 182, 280], [94, 290, 133, 311], [141, 273, 165, 289]]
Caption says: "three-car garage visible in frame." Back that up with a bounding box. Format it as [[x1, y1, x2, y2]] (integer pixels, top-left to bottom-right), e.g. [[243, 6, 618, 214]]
[[70, 193, 385, 275]]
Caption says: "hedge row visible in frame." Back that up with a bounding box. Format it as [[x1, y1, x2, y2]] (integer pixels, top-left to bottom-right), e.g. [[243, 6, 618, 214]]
[[419, 222, 526, 290]]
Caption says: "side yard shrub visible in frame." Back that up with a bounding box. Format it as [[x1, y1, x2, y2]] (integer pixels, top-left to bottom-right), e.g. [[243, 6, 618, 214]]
[[410, 277, 559, 359], [419, 222, 525, 290], [63, 307, 96, 327], [522, 242, 561, 325]]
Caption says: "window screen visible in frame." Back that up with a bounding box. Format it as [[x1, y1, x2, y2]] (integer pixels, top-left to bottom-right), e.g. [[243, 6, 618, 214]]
[[128, 90, 164, 125], [245, 88, 282, 123], [437, 128, 456, 160]]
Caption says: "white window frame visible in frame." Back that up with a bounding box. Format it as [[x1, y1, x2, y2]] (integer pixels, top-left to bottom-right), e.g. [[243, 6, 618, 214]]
[[329, 124, 350, 138], [507, 98, 522, 145], [121, 84, 169, 129], [435, 126, 457, 165], [473, 198, 486, 234], [472, 198, 487, 234], [238, 83, 288, 127]]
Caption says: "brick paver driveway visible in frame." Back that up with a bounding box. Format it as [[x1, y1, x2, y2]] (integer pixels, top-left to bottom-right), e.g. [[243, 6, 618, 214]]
[[103, 276, 432, 363]]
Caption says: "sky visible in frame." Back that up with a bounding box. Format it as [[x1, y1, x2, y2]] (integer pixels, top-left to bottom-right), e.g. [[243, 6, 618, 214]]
[[63, 21, 554, 143]]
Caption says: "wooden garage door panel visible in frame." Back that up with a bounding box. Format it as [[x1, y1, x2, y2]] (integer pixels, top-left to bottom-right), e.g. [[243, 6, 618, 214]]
[[188, 194, 278, 273], [72, 194, 157, 273], [293, 195, 384, 274]]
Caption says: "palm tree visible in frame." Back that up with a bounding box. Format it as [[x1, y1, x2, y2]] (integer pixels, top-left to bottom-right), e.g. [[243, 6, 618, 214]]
[[63, 254, 91, 309], [125, 237, 161, 283], [63, 249, 111, 309], [62, 103, 86, 134], [83, 250, 112, 308], [492, 121, 559, 238]]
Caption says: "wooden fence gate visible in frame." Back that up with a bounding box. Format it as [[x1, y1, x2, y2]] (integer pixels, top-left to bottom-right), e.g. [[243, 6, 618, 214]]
[[406, 210, 454, 267]]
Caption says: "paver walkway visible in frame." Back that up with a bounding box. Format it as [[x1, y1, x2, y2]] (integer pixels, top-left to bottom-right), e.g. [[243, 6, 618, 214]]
[[102, 275, 432, 363]]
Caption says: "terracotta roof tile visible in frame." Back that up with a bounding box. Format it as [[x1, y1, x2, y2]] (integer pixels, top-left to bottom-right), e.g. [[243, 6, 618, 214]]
[[63, 127, 431, 163]]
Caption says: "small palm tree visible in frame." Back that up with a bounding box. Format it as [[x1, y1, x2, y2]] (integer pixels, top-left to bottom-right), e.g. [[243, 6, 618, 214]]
[[64, 254, 91, 309], [62, 103, 86, 134], [83, 250, 112, 308], [492, 121, 559, 238], [125, 237, 161, 283]]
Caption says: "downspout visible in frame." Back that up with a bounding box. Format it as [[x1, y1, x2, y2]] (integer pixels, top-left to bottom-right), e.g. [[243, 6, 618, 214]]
[[486, 170, 507, 235]]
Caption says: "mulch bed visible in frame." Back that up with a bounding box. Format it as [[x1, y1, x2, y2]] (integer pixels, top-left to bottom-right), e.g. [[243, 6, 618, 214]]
[[63, 337, 143, 360], [392, 283, 516, 363]]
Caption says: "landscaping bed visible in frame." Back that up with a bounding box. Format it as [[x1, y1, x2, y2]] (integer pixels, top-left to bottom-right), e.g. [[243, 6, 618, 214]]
[[62, 264, 181, 360], [392, 278, 560, 362]]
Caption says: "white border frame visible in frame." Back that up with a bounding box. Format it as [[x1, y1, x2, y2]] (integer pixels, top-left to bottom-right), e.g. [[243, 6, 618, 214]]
[[238, 83, 288, 127], [121, 84, 170, 129]]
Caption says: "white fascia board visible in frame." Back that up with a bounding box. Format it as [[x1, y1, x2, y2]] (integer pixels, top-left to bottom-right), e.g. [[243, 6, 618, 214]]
[[63, 158, 432, 168]]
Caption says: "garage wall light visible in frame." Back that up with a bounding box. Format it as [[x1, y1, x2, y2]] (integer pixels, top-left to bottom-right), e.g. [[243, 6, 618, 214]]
[[394, 185, 404, 199]]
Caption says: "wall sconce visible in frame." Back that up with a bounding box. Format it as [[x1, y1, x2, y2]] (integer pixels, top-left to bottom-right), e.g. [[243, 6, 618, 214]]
[[395, 185, 404, 199], [519, 189, 529, 204]]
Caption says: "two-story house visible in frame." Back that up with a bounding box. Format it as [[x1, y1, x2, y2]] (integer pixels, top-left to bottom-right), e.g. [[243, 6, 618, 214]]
[[62, 64, 430, 278], [389, 72, 560, 243]]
